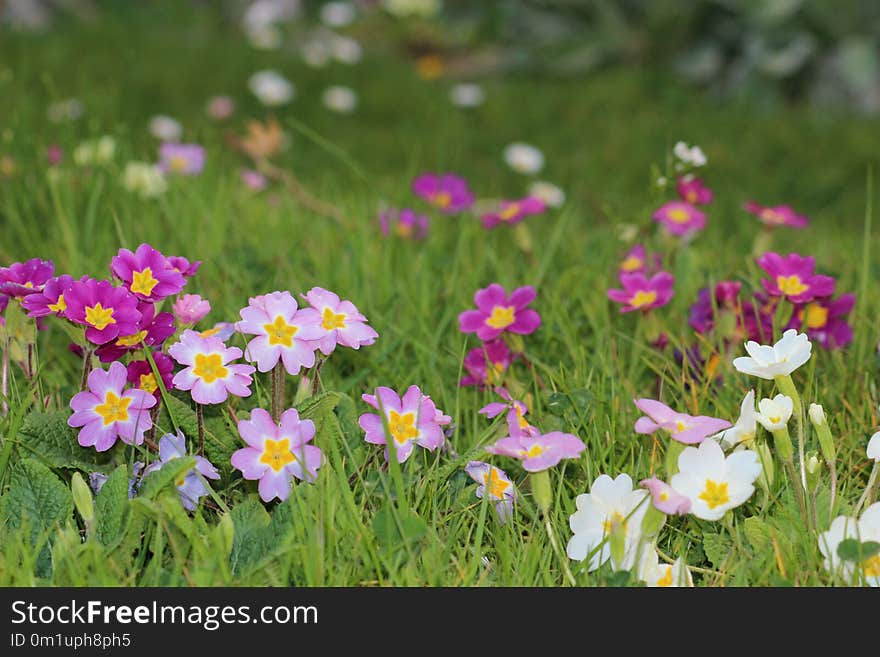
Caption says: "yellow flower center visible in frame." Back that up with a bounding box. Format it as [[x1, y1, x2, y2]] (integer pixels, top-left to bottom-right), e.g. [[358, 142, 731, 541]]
[[85, 303, 116, 331], [760, 208, 784, 224], [484, 468, 510, 500], [498, 203, 521, 221], [804, 303, 829, 329], [259, 438, 296, 472], [863, 555, 880, 578], [515, 406, 530, 429], [698, 479, 730, 510], [264, 315, 298, 347], [776, 275, 808, 296], [131, 268, 159, 296], [685, 190, 698, 204], [620, 255, 643, 272], [524, 444, 544, 458], [602, 511, 627, 534], [192, 352, 228, 384], [199, 326, 221, 337], [486, 362, 505, 385], [388, 410, 418, 445], [116, 330, 148, 347], [321, 307, 347, 330], [95, 391, 131, 426], [431, 191, 451, 208], [667, 208, 691, 223], [416, 54, 445, 79], [659, 491, 669, 502], [48, 294, 67, 313], [629, 290, 657, 309], [139, 373, 158, 394], [656, 566, 674, 587], [768, 415, 782, 425], [396, 221, 413, 237], [486, 305, 516, 330], [674, 420, 689, 433], [169, 155, 189, 172]]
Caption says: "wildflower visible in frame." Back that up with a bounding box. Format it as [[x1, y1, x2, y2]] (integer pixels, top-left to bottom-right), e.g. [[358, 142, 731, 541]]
[[618, 245, 648, 275], [607, 272, 674, 313], [359, 386, 447, 463], [486, 427, 584, 473], [638, 548, 694, 587], [787, 294, 855, 350], [148, 115, 182, 142], [479, 389, 537, 439], [232, 408, 323, 502], [167, 256, 202, 279], [22, 274, 75, 317], [89, 463, 144, 498], [330, 35, 362, 64], [460, 339, 512, 387], [46, 145, 63, 166], [241, 168, 268, 191], [672, 141, 707, 168], [465, 461, 515, 523], [379, 208, 429, 239], [566, 473, 650, 571], [158, 143, 205, 175], [867, 432, 880, 462], [197, 322, 236, 341], [818, 503, 880, 586], [205, 95, 235, 120], [732, 329, 812, 380], [238, 118, 285, 161], [143, 431, 220, 511], [639, 477, 692, 515], [528, 181, 565, 208], [449, 83, 485, 108], [95, 302, 175, 362], [0, 258, 55, 297], [458, 283, 541, 341], [64, 278, 142, 345], [653, 200, 706, 237], [249, 70, 295, 106], [754, 394, 794, 432], [676, 175, 713, 205], [670, 439, 762, 521], [412, 172, 474, 214], [757, 252, 835, 303], [126, 352, 175, 397], [73, 136, 115, 166], [321, 1, 357, 27], [503, 142, 544, 175], [111, 243, 186, 303], [745, 201, 808, 229], [68, 361, 156, 451], [301, 287, 378, 356], [122, 162, 167, 198], [322, 86, 358, 113], [480, 196, 545, 229], [168, 329, 255, 405], [634, 398, 731, 444], [712, 390, 757, 449], [415, 54, 444, 79], [173, 294, 211, 325]]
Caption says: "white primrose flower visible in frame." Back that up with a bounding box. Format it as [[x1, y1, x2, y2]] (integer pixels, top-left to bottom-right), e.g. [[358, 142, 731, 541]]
[[503, 142, 544, 175], [248, 70, 295, 106], [868, 432, 880, 462], [818, 502, 880, 586], [673, 141, 707, 168], [528, 181, 565, 208], [330, 34, 362, 64], [148, 115, 182, 142], [322, 86, 358, 113], [808, 403, 826, 426], [732, 329, 812, 380], [713, 390, 757, 449], [754, 394, 794, 432], [637, 547, 693, 587], [122, 162, 167, 199], [320, 2, 356, 28], [449, 83, 485, 108]]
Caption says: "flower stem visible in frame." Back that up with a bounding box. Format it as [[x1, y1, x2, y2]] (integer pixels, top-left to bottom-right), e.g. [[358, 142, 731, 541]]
[[196, 403, 205, 457], [79, 347, 94, 391], [310, 357, 324, 397], [782, 458, 809, 529], [270, 362, 285, 422], [855, 462, 879, 515], [775, 374, 806, 490], [1, 335, 8, 417]]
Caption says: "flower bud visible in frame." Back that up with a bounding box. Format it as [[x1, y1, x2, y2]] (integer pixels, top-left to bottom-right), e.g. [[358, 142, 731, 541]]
[[755, 442, 775, 492], [805, 451, 822, 493], [640, 503, 666, 539], [808, 403, 825, 427], [810, 403, 836, 464], [71, 472, 95, 531]]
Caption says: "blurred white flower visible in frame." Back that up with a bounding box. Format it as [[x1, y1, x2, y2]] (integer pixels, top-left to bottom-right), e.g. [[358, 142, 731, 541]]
[[73, 136, 116, 167], [818, 503, 880, 586], [246, 24, 283, 50], [149, 115, 182, 142], [301, 39, 330, 67], [205, 95, 235, 120], [46, 98, 83, 123], [330, 34, 362, 64], [382, 0, 441, 18], [528, 181, 565, 208], [449, 83, 484, 108], [122, 162, 167, 199], [320, 2, 356, 28], [248, 70, 295, 106], [503, 142, 544, 175], [322, 86, 358, 113], [243, 0, 301, 31], [673, 140, 707, 168]]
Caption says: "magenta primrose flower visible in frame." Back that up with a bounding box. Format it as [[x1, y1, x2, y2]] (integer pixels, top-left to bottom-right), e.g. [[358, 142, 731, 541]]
[[633, 398, 731, 445], [68, 361, 156, 451], [676, 176, 713, 205], [607, 271, 674, 313], [168, 329, 255, 405], [111, 243, 187, 303], [380, 208, 430, 240], [22, 274, 75, 317], [480, 389, 538, 439], [458, 284, 541, 342], [745, 201, 808, 228], [619, 244, 647, 275], [640, 477, 692, 515], [757, 252, 835, 303], [232, 408, 323, 502], [237, 291, 324, 374], [173, 294, 211, 325], [787, 293, 855, 350], [480, 196, 545, 229], [486, 429, 585, 473], [0, 258, 54, 297], [143, 431, 220, 511], [460, 339, 512, 387], [301, 287, 379, 356], [653, 200, 706, 237], [465, 460, 516, 523], [359, 385, 448, 463], [158, 143, 206, 175], [64, 278, 142, 345], [167, 255, 202, 279], [96, 302, 176, 362], [412, 172, 474, 214], [126, 352, 175, 398]]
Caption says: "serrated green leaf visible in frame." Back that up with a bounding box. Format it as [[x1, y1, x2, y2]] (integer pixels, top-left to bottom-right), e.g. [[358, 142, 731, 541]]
[[837, 538, 880, 562], [702, 531, 731, 568], [17, 411, 113, 472], [137, 457, 195, 500], [95, 464, 131, 547], [230, 496, 272, 575], [155, 394, 199, 437], [743, 516, 772, 553]]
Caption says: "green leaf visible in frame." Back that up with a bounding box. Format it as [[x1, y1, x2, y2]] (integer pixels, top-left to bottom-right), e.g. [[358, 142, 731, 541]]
[[137, 457, 195, 500], [372, 505, 427, 552], [17, 411, 113, 472], [230, 496, 272, 575], [95, 464, 131, 547], [702, 531, 732, 568], [743, 516, 772, 553], [837, 538, 880, 563]]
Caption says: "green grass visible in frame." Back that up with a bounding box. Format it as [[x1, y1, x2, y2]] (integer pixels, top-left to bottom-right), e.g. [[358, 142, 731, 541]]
[[1, 5, 879, 587]]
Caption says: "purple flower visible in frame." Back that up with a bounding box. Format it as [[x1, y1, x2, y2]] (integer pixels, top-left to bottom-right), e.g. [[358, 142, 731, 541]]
[[757, 252, 835, 304], [379, 208, 429, 239], [95, 302, 176, 362], [21, 274, 75, 318], [745, 201, 808, 228], [688, 281, 742, 334], [787, 294, 855, 350], [64, 278, 142, 345], [618, 244, 655, 275], [68, 361, 157, 451], [89, 463, 145, 498], [168, 330, 255, 405], [460, 339, 512, 387], [111, 243, 186, 303], [465, 461, 516, 523], [158, 143, 205, 175], [173, 294, 211, 325], [231, 408, 323, 502], [143, 431, 220, 510], [412, 172, 474, 214], [652, 200, 706, 237], [458, 284, 541, 341], [240, 169, 267, 191], [676, 176, 713, 205], [607, 272, 674, 313], [126, 352, 175, 398], [479, 388, 538, 439], [301, 287, 378, 356], [47, 145, 63, 166], [640, 477, 692, 515], [633, 398, 731, 445], [0, 258, 54, 297], [480, 196, 545, 229], [167, 255, 202, 279], [486, 429, 585, 473], [358, 386, 448, 463]]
